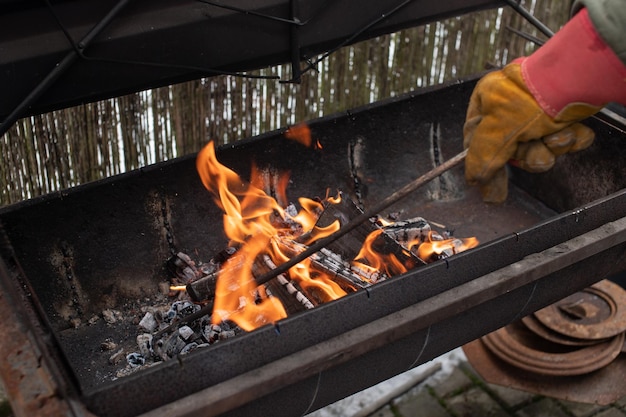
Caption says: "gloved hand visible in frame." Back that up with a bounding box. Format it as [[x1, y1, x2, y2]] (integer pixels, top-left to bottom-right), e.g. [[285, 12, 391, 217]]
[[464, 8, 626, 203]]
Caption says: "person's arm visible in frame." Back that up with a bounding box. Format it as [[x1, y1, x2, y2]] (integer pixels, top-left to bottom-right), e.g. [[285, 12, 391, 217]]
[[574, 0, 626, 64], [464, 5, 626, 203]]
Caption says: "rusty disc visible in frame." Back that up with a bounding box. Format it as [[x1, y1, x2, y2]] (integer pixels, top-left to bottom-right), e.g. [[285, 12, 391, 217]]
[[521, 315, 610, 346], [463, 339, 626, 406], [534, 280, 626, 340], [482, 321, 624, 376]]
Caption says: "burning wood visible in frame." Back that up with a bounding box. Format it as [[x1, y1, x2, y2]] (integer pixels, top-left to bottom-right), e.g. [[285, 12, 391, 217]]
[[190, 140, 478, 332], [261, 255, 316, 310]]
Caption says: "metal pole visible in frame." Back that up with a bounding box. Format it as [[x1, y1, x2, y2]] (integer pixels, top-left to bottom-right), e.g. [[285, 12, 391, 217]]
[[501, 0, 554, 37], [0, 0, 133, 137]]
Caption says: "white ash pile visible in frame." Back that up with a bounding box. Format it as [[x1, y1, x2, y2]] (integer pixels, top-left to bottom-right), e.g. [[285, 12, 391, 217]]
[[113, 299, 241, 378]]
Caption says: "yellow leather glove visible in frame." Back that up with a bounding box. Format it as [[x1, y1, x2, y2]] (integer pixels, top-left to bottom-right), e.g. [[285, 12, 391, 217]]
[[463, 6, 626, 203], [463, 63, 598, 203]]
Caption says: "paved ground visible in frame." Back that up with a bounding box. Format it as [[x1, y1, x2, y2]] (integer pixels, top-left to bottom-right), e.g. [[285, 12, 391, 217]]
[[310, 347, 626, 417], [375, 364, 626, 417], [363, 356, 626, 417]]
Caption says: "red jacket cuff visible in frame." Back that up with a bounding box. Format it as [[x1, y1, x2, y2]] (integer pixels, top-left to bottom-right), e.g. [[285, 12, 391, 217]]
[[522, 8, 626, 117]]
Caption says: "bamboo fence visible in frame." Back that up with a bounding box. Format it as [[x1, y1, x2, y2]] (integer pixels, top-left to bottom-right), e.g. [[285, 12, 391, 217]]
[[0, 0, 572, 206]]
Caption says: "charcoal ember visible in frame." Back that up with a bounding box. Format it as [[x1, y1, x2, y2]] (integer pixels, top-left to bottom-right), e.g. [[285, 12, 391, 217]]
[[138, 311, 158, 332], [386, 211, 401, 221], [152, 317, 210, 359], [180, 342, 200, 355], [152, 309, 165, 326], [284, 203, 298, 219], [152, 337, 168, 361], [102, 309, 123, 325], [175, 252, 195, 267], [109, 348, 125, 365], [178, 325, 195, 341], [212, 246, 238, 264], [181, 266, 197, 283], [158, 281, 171, 295], [202, 321, 240, 344], [271, 203, 306, 235], [166, 300, 200, 322], [199, 263, 217, 276], [136, 334, 153, 358], [220, 329, 237, 340], [100, 339, 117, 351], [167, 251, 222, 286], [167, 252, 201, 284], [126, 352, 145, 367], [153, 331, 187, 359], [202, 323, 222, 344]]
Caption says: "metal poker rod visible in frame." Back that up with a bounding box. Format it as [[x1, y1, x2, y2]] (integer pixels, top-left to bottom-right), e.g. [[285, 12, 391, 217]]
[[254, 148, 468, 286], [501, 0, 554, 37]]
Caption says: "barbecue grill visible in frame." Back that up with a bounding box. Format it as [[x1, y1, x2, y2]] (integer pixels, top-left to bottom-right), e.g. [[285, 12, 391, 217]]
[[1, 1, 626, 417]]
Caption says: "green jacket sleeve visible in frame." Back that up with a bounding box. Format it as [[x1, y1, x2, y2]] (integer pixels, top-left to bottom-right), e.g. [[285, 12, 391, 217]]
[[573, 0, 626, 64]]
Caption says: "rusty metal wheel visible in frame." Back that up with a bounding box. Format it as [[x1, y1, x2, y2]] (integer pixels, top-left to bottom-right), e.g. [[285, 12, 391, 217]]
[[482, 321, 624, 376], [534, 280, 626, 340]]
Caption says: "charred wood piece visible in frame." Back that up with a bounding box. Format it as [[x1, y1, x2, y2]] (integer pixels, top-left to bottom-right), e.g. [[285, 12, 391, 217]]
[[187, 272, 218, 303], [301, 192, 374, 261], [379, 217, 431, 247], [167, 252, 202, 284], [263, 255, 315, 310], [250, 254, 316, 314], [279, 239, 373, 290], [378, 216, 462, 263], [316, 247, 376, 288], [167, 250, 231, 286], [410, 235, 470, 262]]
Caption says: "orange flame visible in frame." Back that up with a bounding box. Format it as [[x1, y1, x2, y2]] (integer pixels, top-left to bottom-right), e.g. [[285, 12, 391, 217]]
[[285, 123, 322, 149], [196, 142, 341, 331], [250, 162, 291, 208], [352, 229, 408, 278], [413, 232, 479, 261]]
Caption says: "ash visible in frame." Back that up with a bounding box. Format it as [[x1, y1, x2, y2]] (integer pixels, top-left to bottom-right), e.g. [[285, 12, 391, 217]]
[[112, 297, 242, 380]]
